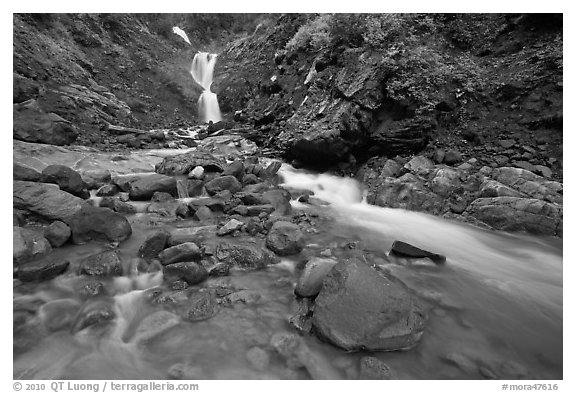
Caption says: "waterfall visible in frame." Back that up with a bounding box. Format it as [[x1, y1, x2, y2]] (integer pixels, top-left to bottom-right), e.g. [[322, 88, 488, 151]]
[[191, 52, 222, 123]]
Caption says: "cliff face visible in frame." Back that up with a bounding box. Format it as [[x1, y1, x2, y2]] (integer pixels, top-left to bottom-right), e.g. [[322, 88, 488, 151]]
[[215, 14, 563, 179]]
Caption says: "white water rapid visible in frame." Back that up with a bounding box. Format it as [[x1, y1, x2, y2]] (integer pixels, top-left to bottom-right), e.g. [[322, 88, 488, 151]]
[[191, 52, 222, 123]]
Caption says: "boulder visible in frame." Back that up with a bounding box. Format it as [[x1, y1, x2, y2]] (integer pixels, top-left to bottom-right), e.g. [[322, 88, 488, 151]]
[[66, 204, 132, 244], [99, 197, 138, 215], [13, 163, 41, 182], [72, 301, 115, 333], [492, 167, 561, 203], [262, 189, 292, 215], [444, 150, 463, 166], [138, 230, 170, 260], [404, 156, 435, 177], [96, 184, 119, 197], [479, 180, 524, 198], [13, 99, 78, 145], [128, 174, 177, 201], [217, 219, 245, 236], [156, 150, 225, 175], [79, 169, 112, 189], [78, 250, 123, 277], [312, 258, 427, 351], [215, 242, 279, 269], [185, 291, 218, 321], [266, 221, 305, 256], [13, 226, 52, 263], [389, 240, 446, 264], [17, 255, 70, 282], [167, 226, 218, 246], [189, 166, 205, 180], [222, 160, 245, 179], [163, 262, 208, 285], [381, 159, 401, 178], [159, 242, 202, 265], [43, 221, 71, 247], [295, 257, 338, 297], [14, 181, 84, 221], [205, 175, 242, 196], [208, 263, 230, 277], [429, 168, 461, 197], [465, 197, 562, 236]]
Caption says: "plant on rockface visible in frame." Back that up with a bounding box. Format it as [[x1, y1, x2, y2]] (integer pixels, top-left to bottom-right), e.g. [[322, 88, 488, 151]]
[[285, 14, 333, 52]]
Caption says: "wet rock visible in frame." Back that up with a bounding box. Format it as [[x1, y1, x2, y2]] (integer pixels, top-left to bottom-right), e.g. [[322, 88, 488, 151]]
[[14, 181, 84, 221], [96, 184, 119, 197], [404, 156, 435, 177], [312, 258, 427, 351], [40, 165, 85, 197], [359, 357, 396, 380], [381, 159, 402, 178], [188, 166, 205, 180], [188, 197, 226, 213], [132, 311, 180, 345], [39, 299, 80, 331], [167, 225, 218, 246], [246, 204, 275, 216], [444, 149, 463, 166], [17, 254, 70, 282], [205, 175, 242, 196], [265, 161, 282, 176], [222, 160, 245, 180], [159, 242, 202, 265], [72, 301, 115, 332], [429, 167, 461, 197], [242, 173, 260, 186], [156, 150, 225, 175], [99, 197, 138, 215], [466, 197, 562, 236], [13, 226, 52, 263], [193, 205, 214, 221], [224, 289, 262, 305], [138, 230, 170, 260], [79, 169, 111, 189], [128, 174, 177, 201], [289, 297, 314, 333], [266, 221, 305, 256], [246, 347, 270, 371], [186, 179, 205, 197], [262, 189, 292, 215], [13, 99, 78, 145], [13, 163, 41, 182], [186, 291, 218, 321], [208, 262, 230, 277], [66, 204, 132, 244], [479, 180, 524, 198], [79, 250, 123, 277], [151, 191, 174, 202], [492, 167, 561, 203], [389, 240, 446, 264], [215, 242, 279, 269], [43, 221, 71, 248], [147, 200, 186, 217], [217, 219, 244, 236], [78, 280, 105, 297], [295, 257, 338, 297], [163, 262, 208, 285]]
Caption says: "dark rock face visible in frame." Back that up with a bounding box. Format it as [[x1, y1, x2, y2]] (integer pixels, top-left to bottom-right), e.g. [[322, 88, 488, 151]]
[[13, 227, 52, 263], [43, 221, 71, 247], [204, 175, 242, 196], [138, 230, 170, 260], [215, 242, 279, 269], [312, 259, 427, 351], [13, 163, 41, 182], [370, 118, 433, 156], [159, 242, 202, 265], [13, 99, 78, 145], [78, 250, 123, 277], [14, 181, 84, 221], [66, 204, 132, 244], [41, 165, 85, 196], [156, 151, 225, 175], [389, 241, 446, 264], [163, 262, 208, 285], [266, 221, 305, 256], [17, 255, 70, 282], [128, 174, 177, 201]]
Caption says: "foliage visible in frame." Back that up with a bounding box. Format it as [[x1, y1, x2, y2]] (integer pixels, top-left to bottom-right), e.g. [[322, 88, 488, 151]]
[[285, 14, 332, 52]]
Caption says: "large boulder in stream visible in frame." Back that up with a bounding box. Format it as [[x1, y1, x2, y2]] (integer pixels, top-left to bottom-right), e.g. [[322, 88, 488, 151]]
[[13, 226, 52, 263], [312, 258, 427, 351], [41, 164, 86, 197], [128, 174, 177, 201], [266, 221, 305, 256], [17, 254, 70, 282], [66, 204, 132, 244], [13, 181, 84, 221], [204, 175, 242, 196]]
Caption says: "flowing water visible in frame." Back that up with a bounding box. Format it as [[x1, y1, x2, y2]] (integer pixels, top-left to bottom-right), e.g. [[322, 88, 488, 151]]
[[13, 164, 562, 380], [190, 52, 222, 123]]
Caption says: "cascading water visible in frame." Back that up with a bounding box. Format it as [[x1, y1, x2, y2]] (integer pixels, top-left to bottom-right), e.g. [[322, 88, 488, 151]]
[[191, 52, 222, 123]]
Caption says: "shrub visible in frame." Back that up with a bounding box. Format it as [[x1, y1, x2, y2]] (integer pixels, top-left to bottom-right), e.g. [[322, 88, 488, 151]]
[[285, 14, 333, 52]]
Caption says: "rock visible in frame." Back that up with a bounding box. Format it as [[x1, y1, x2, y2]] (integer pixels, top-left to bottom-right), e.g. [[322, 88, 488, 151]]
[[156, 150, 225, 175], [79, 169, 112, 189], [186, 291, 218, 321], [159, 242, 202, 265], [242, 173, 260, 186], [43, 221, 71, 247], [138, 230, 170, 260], [13, 226, 52, 263], [492, 167, 561, 202], [499, 139, 516, 149], [77, 250, 122, 277], [128, 174, 177, 201], [246, 347, 270, 372], [72, 301, 115, 332], [193, 205, 214, 221], [188, 166, 205, 180], [265, 161, 282, 176], [40, 165, 85, 196], [186, 179, 205, 197], [266, 221, 305, 256], [295, 257, 338, 297], [479, 180, 524, 198], [289, 298, 314, 333], [389, 240, 446, 264], [66, 204, 132, 244], [163, 262, 208, 285], [245, 205, 275, 216], [13, 99, 78, 145], [404, 156, 435, 177], [99, 197, 138, 215], [466, 197, 562, 236], [359, 357, 395, 380], [222, 160, 245, 179], [131, 311, 180, 345], [167, 225, 218, 246], [151, 191, 174, 202], [215, 242, 279, 269], [208, 263, 230, 277], [513, 160, 537, 173], [205, 175, 242, 196], [17, 254, 70, 282], [312, 258, 427, 351], [13, 163, 41, 182], [430, 168, 461, 197], [444, 150, 462, 166], [434, 149, 445, 164], [381, 159, 402, 178], [14, 181, 84, 221], [96, 184, 119, 197], [262, 189, 292, 215], [533, 165, 553, 178], [217, 219, 245, 236]]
